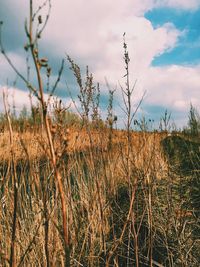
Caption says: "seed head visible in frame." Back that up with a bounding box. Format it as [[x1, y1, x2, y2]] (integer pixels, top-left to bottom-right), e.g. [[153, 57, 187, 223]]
[[40, 58, 48, 63], [34, 48, 38, 56], [24, 44, 29, 51], [38, 15, 42, 24], [47, 67, 51, 77]]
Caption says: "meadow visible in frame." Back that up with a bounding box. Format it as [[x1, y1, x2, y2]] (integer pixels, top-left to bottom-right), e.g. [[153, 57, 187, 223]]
[[0, 110, 199, 266], [0, 1, 200, 266]]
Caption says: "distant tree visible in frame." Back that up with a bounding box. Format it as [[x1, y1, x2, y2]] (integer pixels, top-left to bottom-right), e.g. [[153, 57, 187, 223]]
[[19, 105, 29, 121], [188, 104, 200, 137]]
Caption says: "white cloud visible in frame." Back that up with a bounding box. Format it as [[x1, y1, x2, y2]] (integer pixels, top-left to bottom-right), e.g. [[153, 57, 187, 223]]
[[0, 86, 75, 115], [143, 64, 200, 111], [156, 0, 200, 10], [1, 0, 200, 126], [0, 87, 33, 113], [109, 63, 200, 126], [93, 20, 181, 84], [0, 52, 27, 84], [40, 0, 182, 86]]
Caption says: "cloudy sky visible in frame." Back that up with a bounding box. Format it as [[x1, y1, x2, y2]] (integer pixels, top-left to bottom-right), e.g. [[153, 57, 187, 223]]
[[0, 0, 200, 128]]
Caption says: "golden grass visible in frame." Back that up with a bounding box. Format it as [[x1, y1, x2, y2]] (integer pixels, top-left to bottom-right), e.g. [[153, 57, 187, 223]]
[[0, 129, 167, 173], [1, 126, 199, 266]]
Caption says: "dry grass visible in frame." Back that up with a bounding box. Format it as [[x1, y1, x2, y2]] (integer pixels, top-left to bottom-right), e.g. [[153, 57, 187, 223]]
[[0, 128, 167, 161], [0, 1, 199, 264], [1, 125, 199, 266]]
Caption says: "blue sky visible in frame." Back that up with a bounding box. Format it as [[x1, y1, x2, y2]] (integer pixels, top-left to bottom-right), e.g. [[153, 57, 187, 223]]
[[0, 0, 200, 128], [145, 7, 200, 66]]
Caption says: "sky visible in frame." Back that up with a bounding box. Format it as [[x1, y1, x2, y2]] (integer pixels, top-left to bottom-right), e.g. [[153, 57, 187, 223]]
[[0, 0, 200, 129]]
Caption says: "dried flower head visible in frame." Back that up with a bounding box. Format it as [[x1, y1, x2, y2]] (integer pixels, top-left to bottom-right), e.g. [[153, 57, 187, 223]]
[[34, 48, 38, 56], [38, 15, 42, 24]]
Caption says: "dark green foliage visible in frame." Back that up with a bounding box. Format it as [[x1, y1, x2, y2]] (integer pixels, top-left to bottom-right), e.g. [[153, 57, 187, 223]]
[[161, 134, 200, 265], [183, 105, 200, 139], [161, 135, 200, 175], [161, 135, 200, 212], [188, 105, 200, 137]]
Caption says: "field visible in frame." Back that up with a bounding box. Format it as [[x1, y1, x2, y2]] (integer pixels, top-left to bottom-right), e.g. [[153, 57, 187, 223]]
[[0, 123, 199, 266], [0, 1, 200, 266]]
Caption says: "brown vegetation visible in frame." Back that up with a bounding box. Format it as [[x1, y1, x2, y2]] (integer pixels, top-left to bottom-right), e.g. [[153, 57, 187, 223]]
[[0, 1, 199, 266]]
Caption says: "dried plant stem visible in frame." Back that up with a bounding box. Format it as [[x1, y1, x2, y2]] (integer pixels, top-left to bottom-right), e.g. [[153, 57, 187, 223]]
[[106, 182, 137, 266], [3, 91, 18, 267], [27, 1, 71, 265], [55, 169, 71, 266]]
